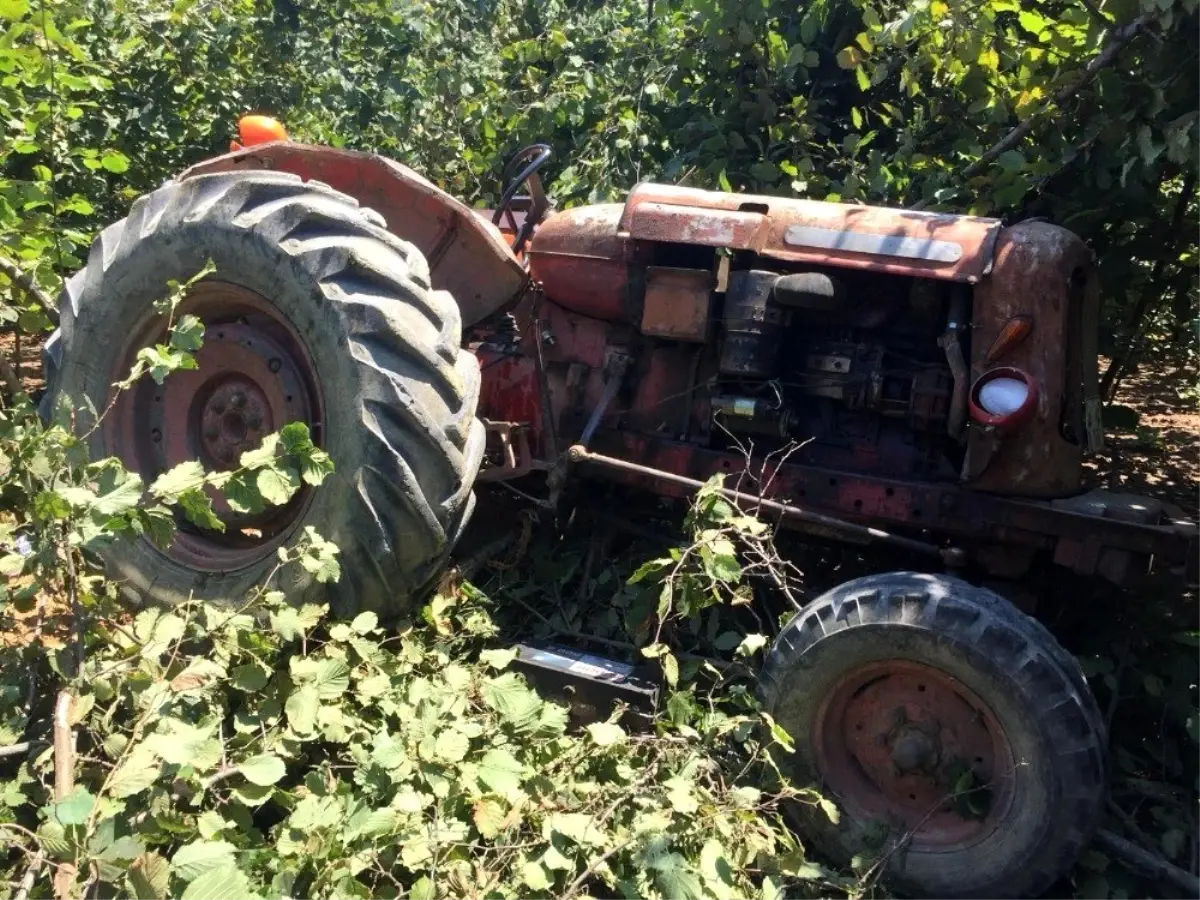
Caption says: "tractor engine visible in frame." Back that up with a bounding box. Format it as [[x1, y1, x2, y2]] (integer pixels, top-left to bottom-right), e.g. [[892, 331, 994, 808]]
[[704, 266, 958, 479], [489, 183, 1097, 498]]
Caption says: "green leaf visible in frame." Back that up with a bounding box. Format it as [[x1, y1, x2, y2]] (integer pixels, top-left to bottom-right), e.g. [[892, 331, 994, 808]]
[[350, 611, 377, 634], [836, 46, 863, 69], [171, 840, 237, 882], [109, 744, 161, 798], [92, 468, 145, 516], [256, 466, 299, 506], [521, 860, 552, 890], [586, 721, 627, 747], [479, 647, 518, 669], [482, 673, 542, 733], [477, 747, 524, 795], [237, 754, 286, 787], [472, 797, 506, 839], [100, 152, 130, 174], [549, 812, 606, 847], [855, 65, 870, 91], [169, 315, 205, 352], [736, 634, 768, 657], [699, 839, 736, 900], [181, 864, 252, 900], [314, 658, 349, 698], [996, 150, 1026, 173], [0, 0, 30, 21], [819, 797, 841, 824], [410, 876, 435, 900], [239, 433, 280, 469], [650, 851, 706, 900], [231, 665, 269, 692], [285, 685, 319, 734], [434, 729, 470, 763], [128, 852, 171, 900], [52, 786, 95, 826]]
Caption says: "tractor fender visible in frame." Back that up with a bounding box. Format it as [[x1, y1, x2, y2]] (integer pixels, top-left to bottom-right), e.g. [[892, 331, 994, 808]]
[[178, 143, 530, 327]]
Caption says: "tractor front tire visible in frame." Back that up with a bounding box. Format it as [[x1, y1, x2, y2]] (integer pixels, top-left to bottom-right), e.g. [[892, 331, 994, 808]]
[[758, 572, 1106, 899], [42, 171, 485, 618]]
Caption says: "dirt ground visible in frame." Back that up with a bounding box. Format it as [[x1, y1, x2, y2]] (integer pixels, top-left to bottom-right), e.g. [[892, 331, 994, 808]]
[[1087, 353, 1199, 519]]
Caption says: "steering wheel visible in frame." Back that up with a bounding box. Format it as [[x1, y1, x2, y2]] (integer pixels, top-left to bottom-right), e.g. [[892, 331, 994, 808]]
[[492, 144, 553, 255]]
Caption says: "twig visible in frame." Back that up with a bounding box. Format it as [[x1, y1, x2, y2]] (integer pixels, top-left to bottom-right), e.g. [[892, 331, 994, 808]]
[[48, 693, 77, 900], [962, 16, 1148, 177], [52, 691, 74, 802], [1078, 0, 1112, 29], [0, 345, 20, 395], [0, 255, 59, 326], [1107, 799, 1159, 855], [1101, 169, 1197, 399], [14, 850, 42, 900], [1093, 828, 1200, 896], [1103, 642, 1129, 744], [0, 740, 48, 759]]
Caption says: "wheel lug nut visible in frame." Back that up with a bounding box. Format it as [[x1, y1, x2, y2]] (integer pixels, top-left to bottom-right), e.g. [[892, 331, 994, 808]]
[[230, 392, 245, 409], [211, 398, 226, 414], [204, 423, 219, 440], [247, 413, 263, 430], [268, 358, 282, 373]]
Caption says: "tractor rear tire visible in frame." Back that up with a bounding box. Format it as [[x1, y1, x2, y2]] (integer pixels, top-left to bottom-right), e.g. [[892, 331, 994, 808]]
[[42, 171, 485, 618], [758, 572, 1106, 899]]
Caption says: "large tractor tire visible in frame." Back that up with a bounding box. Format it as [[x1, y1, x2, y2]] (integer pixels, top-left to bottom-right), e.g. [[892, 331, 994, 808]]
[[758, 572, 1106, 899], [42, 171, 485, 618]]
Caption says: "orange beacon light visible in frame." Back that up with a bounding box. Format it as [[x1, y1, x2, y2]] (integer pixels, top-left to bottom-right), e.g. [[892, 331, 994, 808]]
[[230, 115, 289, 152]]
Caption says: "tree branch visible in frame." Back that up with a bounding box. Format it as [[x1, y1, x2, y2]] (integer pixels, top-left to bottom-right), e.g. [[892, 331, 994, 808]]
[[1094, 828, 1200, 896], [1100, 168, 1197, 398], [1078, 0, 1113, 30], [0, 256, 59, 327], [963, 16, 1148, 177], [0, 740, 48, 759], [0, 348, 21, 396]]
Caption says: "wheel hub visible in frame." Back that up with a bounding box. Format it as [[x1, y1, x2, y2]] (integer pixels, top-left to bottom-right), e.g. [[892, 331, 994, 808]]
[[814, 660, 1015, 848], [889, 722, 941, 774], [106, 279, 322, 571], [199, 377, 272, 468]]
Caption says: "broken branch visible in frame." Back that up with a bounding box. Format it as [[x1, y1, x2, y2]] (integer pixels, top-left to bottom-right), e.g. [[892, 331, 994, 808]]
[[0, 256, 59, 327], [963, 16, 1148, 177], [0, 740, 48, 760], [1093, 827, 1200, 896]]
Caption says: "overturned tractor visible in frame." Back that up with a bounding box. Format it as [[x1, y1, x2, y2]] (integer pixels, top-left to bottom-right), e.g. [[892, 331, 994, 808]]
[[41, 121, 1197, 898]]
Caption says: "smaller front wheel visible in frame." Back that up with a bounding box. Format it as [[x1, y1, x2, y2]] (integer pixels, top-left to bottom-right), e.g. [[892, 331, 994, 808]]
[[758, 572, 1106, 899]]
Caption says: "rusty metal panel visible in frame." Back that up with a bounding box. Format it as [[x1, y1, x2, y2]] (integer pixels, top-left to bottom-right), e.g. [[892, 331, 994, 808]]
[[640, 267, 713, 342], [624, 202, 767, 249], [965, 221, 1093, 498], [178, 143, 530, 327], [618, 182, 1002, 283], [526, 204, 629, 321]]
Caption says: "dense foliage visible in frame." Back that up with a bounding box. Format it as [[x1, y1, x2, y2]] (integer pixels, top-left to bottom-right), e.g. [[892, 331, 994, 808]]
[[0, 0, 1196, 897]]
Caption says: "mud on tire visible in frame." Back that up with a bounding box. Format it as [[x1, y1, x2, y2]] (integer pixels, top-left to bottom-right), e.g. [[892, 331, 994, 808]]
[[758, 572, 1107, 899], [42, 171, 485, 618]]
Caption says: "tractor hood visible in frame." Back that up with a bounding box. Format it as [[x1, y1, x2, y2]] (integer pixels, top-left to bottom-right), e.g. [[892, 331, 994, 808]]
[[179, 143, 531, 327]]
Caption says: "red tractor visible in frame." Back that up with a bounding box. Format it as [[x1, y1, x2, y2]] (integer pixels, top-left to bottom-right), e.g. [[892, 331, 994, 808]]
[[41, 124, 1197, 898]]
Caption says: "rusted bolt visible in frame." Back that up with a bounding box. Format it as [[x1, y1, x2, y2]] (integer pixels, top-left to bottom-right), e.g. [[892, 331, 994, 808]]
[[211, 396, 227, 414], [268, 358, 282, 373], [150, 428, 162, 443], [247, 412, 263, 430], [230, 392, 246, 409]]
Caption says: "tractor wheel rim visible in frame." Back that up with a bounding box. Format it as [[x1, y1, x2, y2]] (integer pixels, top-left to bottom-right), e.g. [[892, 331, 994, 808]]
[[105, 279, 323, 572], [813, 659, 1015, 849]]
